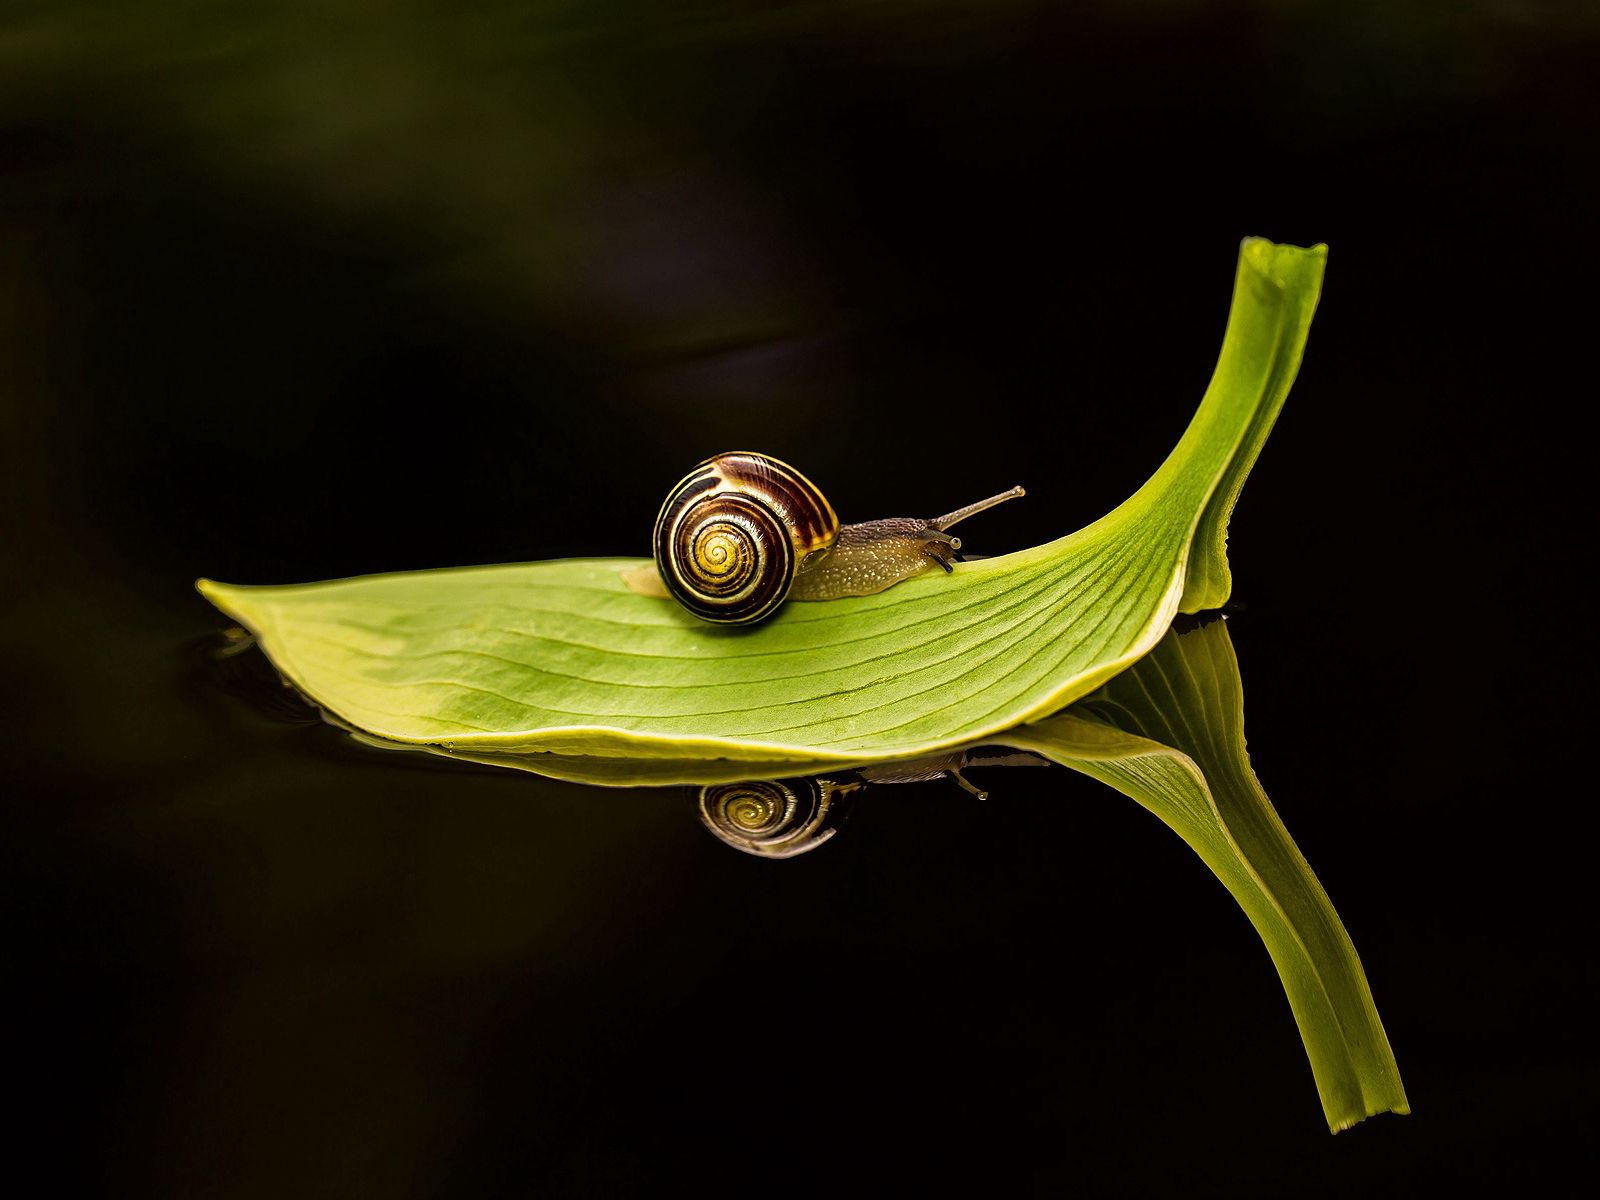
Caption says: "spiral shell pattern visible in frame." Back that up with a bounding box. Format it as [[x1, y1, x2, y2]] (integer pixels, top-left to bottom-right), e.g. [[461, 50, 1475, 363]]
[[697, 777, 848, 858], [653, 452, 840, 625]]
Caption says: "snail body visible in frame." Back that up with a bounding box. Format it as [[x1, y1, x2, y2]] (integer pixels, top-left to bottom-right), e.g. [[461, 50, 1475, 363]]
[[631, 451, 1025, 626]]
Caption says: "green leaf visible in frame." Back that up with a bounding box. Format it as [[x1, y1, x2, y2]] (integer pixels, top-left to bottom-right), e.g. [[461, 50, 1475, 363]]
[[198, 238, 1325, 765], [1006, 619, 1410, 1133]]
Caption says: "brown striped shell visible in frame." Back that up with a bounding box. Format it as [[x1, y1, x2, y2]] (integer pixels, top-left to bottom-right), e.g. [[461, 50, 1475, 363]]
[[652, 451, 840, 625]]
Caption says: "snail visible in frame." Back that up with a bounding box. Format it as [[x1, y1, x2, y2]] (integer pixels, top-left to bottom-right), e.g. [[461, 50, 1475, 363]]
[[622, 451, 1025, 625], [698, 750, 1050, 858]]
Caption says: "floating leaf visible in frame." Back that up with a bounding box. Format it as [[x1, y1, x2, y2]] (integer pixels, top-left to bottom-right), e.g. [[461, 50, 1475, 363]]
[[198, 238, 1325, 765]]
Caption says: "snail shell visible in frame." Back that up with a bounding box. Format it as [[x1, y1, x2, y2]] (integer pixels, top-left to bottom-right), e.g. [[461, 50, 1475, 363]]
[[697, 777, 853, 858], [653, 451, 840, 626]]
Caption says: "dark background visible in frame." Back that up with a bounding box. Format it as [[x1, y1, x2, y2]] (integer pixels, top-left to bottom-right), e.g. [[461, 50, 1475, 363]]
[[3, 2, 1594, 1195]]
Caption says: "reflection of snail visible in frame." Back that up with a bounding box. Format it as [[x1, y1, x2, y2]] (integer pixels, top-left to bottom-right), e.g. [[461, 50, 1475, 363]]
[[697, 777, 859, 859], [624, 451, 1025, 625], [697, 749, 1048, 858]]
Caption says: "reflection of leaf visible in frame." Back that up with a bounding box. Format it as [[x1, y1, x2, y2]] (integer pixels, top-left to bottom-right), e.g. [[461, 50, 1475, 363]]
[[1006, 620, 1409, 1133], [343, 616, 1408, 1132], [198, 238, 1324, 765]]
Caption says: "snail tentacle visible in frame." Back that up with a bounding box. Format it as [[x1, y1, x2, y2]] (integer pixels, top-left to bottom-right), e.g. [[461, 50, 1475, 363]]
[[930, 485, 1027, 533]]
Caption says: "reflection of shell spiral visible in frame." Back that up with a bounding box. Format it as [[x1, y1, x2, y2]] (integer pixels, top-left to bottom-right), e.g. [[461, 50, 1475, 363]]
[[698, 778, 849, 858], [653, 452, 840, 625]]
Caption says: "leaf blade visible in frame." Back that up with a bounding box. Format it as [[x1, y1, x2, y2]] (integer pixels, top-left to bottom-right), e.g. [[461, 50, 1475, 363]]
[[198, 239, 1327, 764]]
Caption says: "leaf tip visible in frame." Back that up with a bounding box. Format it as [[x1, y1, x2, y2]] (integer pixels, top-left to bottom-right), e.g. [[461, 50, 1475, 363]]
[[1328, 1078, 1412, 1133], [195, 578, 250, 624], [1239, 237, 1329, 287], [195, 577, 235, 606], [1329, 1097, 1411, 1135]]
